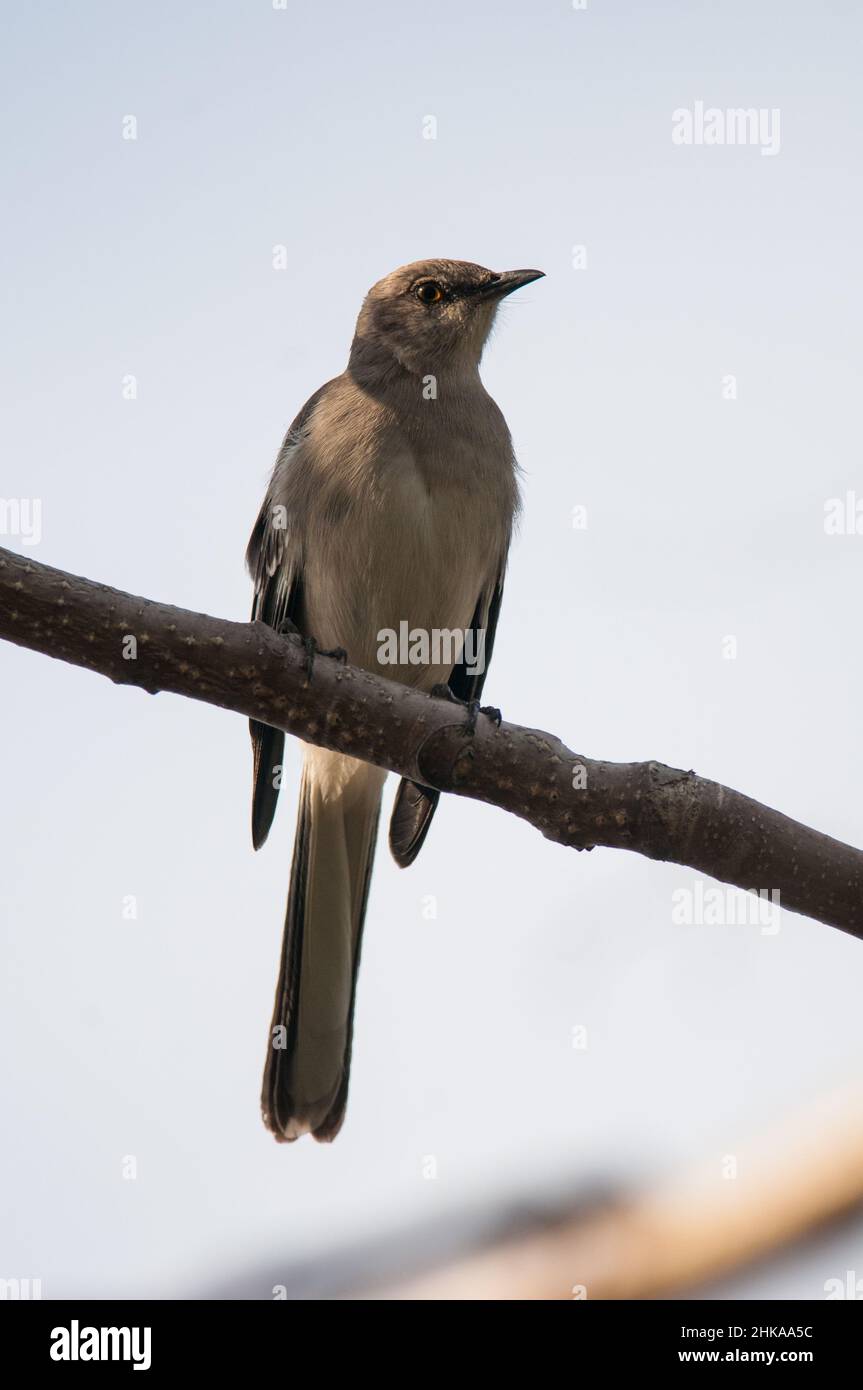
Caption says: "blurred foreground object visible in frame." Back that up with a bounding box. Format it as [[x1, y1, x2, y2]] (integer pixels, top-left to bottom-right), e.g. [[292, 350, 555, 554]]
[[221, 1088, 863, 1299], [388, 1088, 863, 1299]]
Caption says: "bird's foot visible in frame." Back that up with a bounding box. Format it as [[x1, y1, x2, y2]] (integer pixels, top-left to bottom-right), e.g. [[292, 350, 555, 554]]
[[429, 685, 501, 736], [301, 636, 347, 683], [465, 699, 482, 735]]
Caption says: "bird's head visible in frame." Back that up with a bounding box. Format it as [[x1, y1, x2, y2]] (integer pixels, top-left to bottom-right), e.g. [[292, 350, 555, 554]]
[[349, 258, 544, 377]]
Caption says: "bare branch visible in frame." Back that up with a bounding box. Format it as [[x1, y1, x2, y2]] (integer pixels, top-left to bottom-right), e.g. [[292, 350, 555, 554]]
[[2, 543, 862, 939]]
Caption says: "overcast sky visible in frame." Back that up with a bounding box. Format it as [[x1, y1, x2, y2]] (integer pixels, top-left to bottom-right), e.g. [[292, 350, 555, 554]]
[[2, 0, 863, 1297]]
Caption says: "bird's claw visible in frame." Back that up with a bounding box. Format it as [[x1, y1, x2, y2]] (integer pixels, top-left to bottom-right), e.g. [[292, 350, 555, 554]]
[[301, 637, 347, 683], [464, 701, 502, 734], [429, 685, 502, 735]]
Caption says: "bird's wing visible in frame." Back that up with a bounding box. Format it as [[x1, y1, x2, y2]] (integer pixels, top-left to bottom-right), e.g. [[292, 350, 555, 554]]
[[246, 386, 330, 850], [447, 573, 505, 708], [389, 570, 506, 868]]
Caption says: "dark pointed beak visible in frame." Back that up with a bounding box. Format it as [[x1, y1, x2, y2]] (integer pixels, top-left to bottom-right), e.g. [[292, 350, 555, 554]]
[[476, 268, 545, 301]]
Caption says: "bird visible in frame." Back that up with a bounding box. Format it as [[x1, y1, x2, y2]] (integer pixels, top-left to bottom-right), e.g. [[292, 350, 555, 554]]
[[246, 258, 544, 1142]]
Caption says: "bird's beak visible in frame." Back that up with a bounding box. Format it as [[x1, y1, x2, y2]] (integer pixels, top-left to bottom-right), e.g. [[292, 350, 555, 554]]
[[476, 268, 545, 301]]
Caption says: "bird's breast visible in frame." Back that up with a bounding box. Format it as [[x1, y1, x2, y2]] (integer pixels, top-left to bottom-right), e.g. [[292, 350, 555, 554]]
[[302, 439, 511, 687]]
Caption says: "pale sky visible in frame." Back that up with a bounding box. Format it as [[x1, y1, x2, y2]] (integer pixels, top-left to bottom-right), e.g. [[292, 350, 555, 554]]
[[2, 0, 863, 1297]]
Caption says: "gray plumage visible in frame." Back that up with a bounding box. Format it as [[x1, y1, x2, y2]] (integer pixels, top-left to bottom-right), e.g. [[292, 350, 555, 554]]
[[246, 258, 543, 1141]]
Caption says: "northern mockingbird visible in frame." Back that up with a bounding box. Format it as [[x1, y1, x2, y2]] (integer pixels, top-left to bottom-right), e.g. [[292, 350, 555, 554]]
[[246, 258, 543, 1141]]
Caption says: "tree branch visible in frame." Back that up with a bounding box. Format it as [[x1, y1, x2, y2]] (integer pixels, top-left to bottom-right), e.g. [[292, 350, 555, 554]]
[[2, 543, 862, 939]]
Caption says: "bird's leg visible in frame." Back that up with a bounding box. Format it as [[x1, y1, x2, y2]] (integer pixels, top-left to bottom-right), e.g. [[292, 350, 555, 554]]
[[302, 636, 317, 682], [464, 699, 482, 735]]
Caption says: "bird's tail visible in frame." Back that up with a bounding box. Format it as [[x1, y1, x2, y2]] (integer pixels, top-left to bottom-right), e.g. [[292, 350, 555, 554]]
[[261, 749, 384, 1142]]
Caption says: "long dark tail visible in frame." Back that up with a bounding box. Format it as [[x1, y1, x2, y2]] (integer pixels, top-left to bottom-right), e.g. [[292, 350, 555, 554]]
[[261, 752, 383, 1142]]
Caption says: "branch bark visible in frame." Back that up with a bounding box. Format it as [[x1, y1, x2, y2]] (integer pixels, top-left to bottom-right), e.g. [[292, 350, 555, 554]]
[[2, 543, 862, 939]]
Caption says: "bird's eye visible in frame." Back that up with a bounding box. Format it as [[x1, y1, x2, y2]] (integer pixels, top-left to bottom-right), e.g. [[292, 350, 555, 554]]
[[415, 280, 444, 305]]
